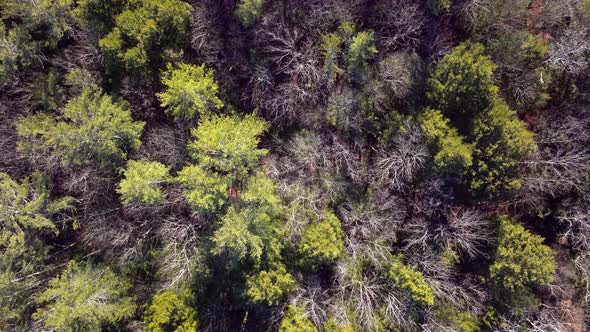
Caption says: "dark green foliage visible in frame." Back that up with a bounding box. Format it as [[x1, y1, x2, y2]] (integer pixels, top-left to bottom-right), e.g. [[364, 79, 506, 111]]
[[468, 99, 536, 198], [0, 22, 36, 85], [1, 0, 73, 49], [0, 172, 73, 328], [17, 88, 144, 170], [427, 42, 497, 133], [72, 0, 126, 33], [235, 0, 266, 27], [144, 289, 198, 332], [429, 0, 451, 16], [99, 0, 192, 73], [34, 261, 135, 331]]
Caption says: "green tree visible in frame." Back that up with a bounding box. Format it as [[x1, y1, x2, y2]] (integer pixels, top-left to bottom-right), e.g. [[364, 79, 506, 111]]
[[176, 164, 229, 212], [321, 33, 344, 85], [279, 305, 318, 332], [245, 263, 296, 306], [235, 0, 265, 27], [158, 63, 224, 121], [0, 172, 74, 328], [144, 289, 198, 332], [427, 42, 498, 133], [99, 0, 192, 73], [488, 32, 552, 111], [117, 160, 171, 205], [429, 0, 451, 16], [297, 211, 345, 271], [34, 261, 135, 332], [345, 30, 378, 80], [489, 217, 555, 292], [72, 0, 126, 33], [211, 172, 284, 263], [17, 88, 144, 170], [468, 99, 536, 199], [431, 305, 479, 332], [1, 0, 73, 49], [387, 256, 434, 306], [419, 108, 473, 174], [0, 22, 36, 85], [187, 114, 268, 179]]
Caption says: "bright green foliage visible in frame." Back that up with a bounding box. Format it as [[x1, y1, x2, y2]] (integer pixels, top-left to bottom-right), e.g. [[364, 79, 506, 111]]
[[235, 0, 265, 27], [245, 263, 296, 306], [65, 68, 100, 94], [324, 318, 355, 332], [489, 217, 555, 292], [212, 173, 284, 264], [158, 63, 224, 121], [34, 260, 135, 332], [188, 114, 269, 179], [432, 305, 479, 332], [420, 108, 473, 173], [345, 30, 378, 79], [176, 164, 229, 212], [212, 198, 283, 264], [72, 0, 126, 32], [338, 21, 357, 44], [468, 100, 536, 198], [387, 256, 434, 306], [144, 289, 198, 332], [99, 0, 192, 73], [17, 88, 144, 170], [0, 172, 73, 327], [321, 33, 344, 84], [297, 211, 345, 270], [179, 114, 269, 211], [1, 0, 73, 49], [0, 23, 36, 85], [429, 0, 451, 15], [427, 42, 498, 133], [117, 160, 171, 205], [279, 305, 318, 332]]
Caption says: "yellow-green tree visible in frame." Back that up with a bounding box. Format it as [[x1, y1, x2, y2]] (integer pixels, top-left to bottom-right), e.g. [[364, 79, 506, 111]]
[[99, 0, 192, 73], [489, 217, 555, 292], [117, 160, 171, 205], [158, 63, 224, 121], [297, 211, 345, 271], [17, 88, 144, 170], [387, 256, 435, 306], [144, 289, 198, 332], [34, 261, 135, 331], [279, 305, 318, 332]]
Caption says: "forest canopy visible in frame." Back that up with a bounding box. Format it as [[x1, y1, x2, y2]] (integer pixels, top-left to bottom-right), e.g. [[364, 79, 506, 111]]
[[1, 0, 590, 331]]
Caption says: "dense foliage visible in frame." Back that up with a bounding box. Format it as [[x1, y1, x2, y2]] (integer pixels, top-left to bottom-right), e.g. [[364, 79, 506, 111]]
[[1, 0, 589, 331]]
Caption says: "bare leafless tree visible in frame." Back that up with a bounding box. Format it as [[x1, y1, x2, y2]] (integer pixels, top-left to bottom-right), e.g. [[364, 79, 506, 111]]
[[548, 27, 590, 76], [369, 0, 426, 51], [371, 123, 429, 192], [462, 0, 529, 36]]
